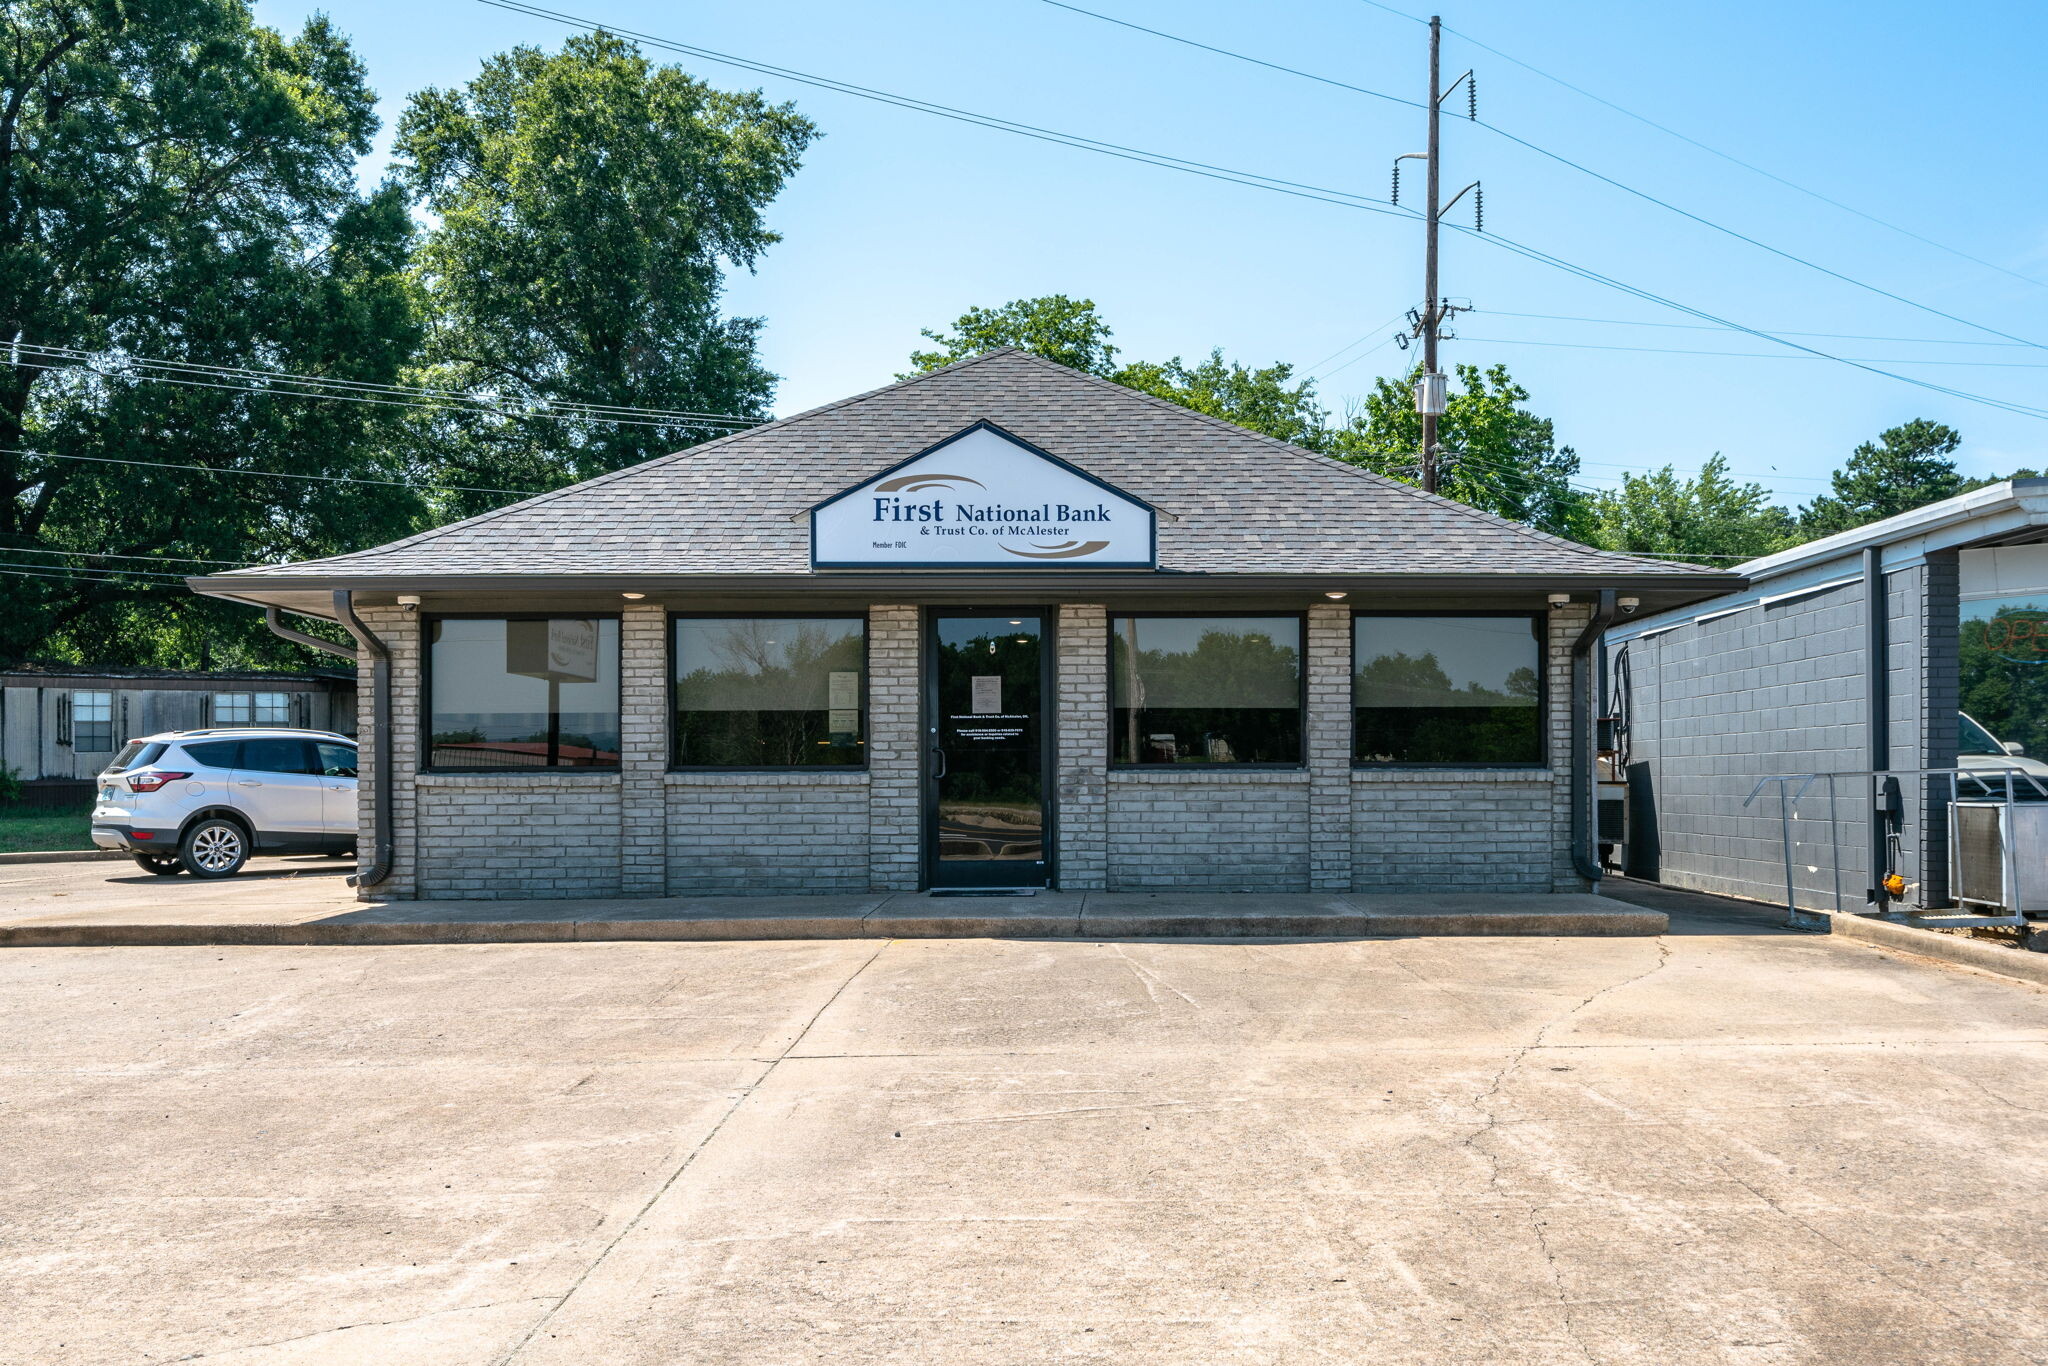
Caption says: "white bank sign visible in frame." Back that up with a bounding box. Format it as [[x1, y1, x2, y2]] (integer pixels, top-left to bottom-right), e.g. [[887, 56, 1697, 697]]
[[811, 422, 1156, 569]]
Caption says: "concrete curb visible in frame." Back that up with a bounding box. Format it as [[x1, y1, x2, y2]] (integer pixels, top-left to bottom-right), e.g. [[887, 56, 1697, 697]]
[[1599, 876, 2048, 990], [0, 906, 1666, 948], [0, 849, 122, 865], [1827, 912, 2048, 990]]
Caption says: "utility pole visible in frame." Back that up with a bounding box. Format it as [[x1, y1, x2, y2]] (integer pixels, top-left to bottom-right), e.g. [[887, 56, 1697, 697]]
[[1420, 14, 1443, 495], [1392, 19, 1477, 496]]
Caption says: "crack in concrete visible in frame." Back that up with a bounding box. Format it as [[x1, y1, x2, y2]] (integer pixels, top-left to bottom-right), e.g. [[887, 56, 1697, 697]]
[[491, 939, 892, 1366], [1457, 936, 1673, 1364], [163, 1294, 559, 1361], [1110, 943, 1200, 1011]]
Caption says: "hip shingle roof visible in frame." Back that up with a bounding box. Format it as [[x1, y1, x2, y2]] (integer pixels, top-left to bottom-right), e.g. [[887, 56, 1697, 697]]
[[216, 348, 1724, 581]]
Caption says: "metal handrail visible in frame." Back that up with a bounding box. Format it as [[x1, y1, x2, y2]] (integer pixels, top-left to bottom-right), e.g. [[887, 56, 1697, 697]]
[[1742, 765, 2048, 929]]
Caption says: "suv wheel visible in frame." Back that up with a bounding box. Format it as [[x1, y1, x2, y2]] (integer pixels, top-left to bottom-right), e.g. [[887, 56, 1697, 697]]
[[179, 818, 250, 878], [132, 853, 182, 876]]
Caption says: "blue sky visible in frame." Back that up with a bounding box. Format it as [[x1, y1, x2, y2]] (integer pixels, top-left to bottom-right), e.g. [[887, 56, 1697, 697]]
[[252, 0, 2048, 511]]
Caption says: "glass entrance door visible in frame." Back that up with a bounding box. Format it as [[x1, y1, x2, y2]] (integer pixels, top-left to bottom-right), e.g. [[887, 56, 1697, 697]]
[[928, 611, 1048, 888]]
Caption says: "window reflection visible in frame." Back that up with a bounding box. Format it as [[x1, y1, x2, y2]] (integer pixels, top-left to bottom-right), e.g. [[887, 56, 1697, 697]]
[[1354, 615, 1542, 765], [427, 618, 621, 769], [673, 617, 865, 767], [1111, 616, 1301, 764]]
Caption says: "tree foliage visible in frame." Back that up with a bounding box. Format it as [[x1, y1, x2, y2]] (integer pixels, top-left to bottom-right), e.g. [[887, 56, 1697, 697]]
[[1588, 454, 1796, 562], [1328, 363, 1590, 538], [909, 295, 1326, 451], [1, 0, 422, 668], [1798, 419, 1968, 536], [395, 31, 815, 517]]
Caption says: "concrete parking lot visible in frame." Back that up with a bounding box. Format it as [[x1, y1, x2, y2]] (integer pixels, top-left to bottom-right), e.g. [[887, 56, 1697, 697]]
[[4, 912, 2047, 1364]]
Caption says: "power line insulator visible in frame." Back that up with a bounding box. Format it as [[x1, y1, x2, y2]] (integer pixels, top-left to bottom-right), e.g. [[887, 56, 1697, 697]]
[[1468, 75, 1477, 121], [1474, 184, 1484, 232], [1391, 162, 1401, 205]]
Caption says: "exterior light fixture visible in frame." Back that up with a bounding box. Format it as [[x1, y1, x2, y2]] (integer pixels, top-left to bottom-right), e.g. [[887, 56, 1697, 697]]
[[621, 591, 646, 600], [1546, 593, 1572, 607], [1324, 591, 1348, 600]]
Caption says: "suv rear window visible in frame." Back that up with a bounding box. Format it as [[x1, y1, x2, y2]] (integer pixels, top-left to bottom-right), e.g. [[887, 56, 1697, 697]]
[[239, 737, 314, 774], [108, 741, 167, 773], [181, 740, 242, 769]]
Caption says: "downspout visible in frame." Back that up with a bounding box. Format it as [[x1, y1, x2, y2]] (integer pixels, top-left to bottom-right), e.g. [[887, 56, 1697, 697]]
[[263, 597, 391, 889], [1863, 547, 1891, 904], [1570, 589, 1619, 885]]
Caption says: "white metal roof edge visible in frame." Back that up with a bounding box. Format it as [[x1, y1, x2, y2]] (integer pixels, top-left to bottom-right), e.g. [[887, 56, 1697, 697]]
[[1609, 477, 2048, 646]]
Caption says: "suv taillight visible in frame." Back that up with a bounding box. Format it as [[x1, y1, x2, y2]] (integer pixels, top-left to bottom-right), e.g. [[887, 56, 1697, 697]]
[[127, 771, 191, 793]]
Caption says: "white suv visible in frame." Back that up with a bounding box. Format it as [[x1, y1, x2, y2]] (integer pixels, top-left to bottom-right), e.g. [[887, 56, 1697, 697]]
[[90, 729, 358, 878]]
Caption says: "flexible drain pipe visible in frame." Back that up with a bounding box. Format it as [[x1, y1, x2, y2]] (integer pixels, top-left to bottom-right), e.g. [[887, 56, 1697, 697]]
[[1570, 589, 1619, 885], [261, 597, 391, 887]]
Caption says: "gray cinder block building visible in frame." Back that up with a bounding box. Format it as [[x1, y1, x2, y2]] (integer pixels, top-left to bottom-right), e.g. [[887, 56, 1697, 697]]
[[190, 349, 1738, 901], [1608, 477, 2048, 910]]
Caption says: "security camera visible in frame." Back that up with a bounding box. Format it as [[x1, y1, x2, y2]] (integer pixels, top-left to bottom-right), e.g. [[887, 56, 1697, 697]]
[[1618, 596, 1641, 615], [397, 594, 422, 613], [1546, 593, 1571, 607]]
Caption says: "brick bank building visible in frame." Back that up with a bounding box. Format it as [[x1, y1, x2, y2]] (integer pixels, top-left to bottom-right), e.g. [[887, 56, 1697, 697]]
[[192, 350, 1740, 900]]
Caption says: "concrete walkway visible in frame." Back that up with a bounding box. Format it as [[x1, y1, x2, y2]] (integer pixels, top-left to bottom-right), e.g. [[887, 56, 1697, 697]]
[[0, 858, 1661, 945], [5, 911, 2047, 1364]]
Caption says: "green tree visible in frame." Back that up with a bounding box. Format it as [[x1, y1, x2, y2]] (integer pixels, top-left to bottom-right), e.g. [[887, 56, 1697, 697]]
[[1118, 352, 1328, 451], [1588, 454, 1796, 563], [906, 294, 1120, 377], [907, 296, 1327, 448], [396, 32, 816, 517], [1799, 418, 1967, 535], [1, 0, 423, 668], [1329, 363, 1590, 538]]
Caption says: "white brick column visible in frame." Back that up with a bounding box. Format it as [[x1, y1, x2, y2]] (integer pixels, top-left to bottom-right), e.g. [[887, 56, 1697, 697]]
[[1548, 601, 1593, 892], [354, 604, 420, 901], [618, 605, 669, 896], [867, 605, 922, 891], [1055, 603, 1109, 890], [1306, 603, 1353, 892]]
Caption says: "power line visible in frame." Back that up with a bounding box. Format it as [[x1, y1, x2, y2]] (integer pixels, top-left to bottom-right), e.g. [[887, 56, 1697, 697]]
[[15, 350, 763, 431], [0, 545, 261, 566], [1453, 224, 2048, 421], [1475, 309, 2032, 348], [2, 447, 544, 497], [1035, 0, 1421, 109], [1432, 20, 2048, 293], [15, 342, 763, 425], [475, 0, 1418, 220], [1026, 0, 2048, 352], [1302, 310, 1412, 375], [476, 1, 2048, 423], [0, 563, 191, 585], [1466, 116, 2048, 352], [1457, 335, 2048, 369]]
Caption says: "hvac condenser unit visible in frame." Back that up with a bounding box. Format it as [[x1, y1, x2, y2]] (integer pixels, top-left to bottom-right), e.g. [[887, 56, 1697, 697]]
[[1952, 800, 2048, 913]]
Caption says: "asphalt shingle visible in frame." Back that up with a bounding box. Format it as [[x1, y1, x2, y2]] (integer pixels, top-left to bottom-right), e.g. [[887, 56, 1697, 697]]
[[215, 349, 1725, 582]]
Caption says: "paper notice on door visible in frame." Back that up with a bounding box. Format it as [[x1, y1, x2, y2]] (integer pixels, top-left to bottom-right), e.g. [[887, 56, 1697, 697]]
[[828, 671, 859, 710], [971, 675, 1003, 715]]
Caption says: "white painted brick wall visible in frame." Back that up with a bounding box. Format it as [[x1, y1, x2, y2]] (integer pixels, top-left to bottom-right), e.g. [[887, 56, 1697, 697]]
[[1055, 604, 1109, 890], [1106, 771, 1312, 892], [666, 773, 870, 895], [619, 605, 668, 896], [414, 774, 622, 899], [866, 605, 922, 891]]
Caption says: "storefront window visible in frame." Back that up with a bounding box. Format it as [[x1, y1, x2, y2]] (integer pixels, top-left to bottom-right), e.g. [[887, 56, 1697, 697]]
[[1354, 615, 1542, 765], [1110, 615, 1301, 765], [673, 617, 866, 767], [426, 617, 620, 769], [1959, 595, 2048, 763]]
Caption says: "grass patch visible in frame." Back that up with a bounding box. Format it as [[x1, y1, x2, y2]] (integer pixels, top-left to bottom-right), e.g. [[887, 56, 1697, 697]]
[[0, 807, 95, 854]]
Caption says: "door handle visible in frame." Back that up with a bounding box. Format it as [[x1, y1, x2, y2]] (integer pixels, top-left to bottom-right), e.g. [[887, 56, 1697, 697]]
[[930, 747, 947, 779], [237, 779, 263, 787]]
